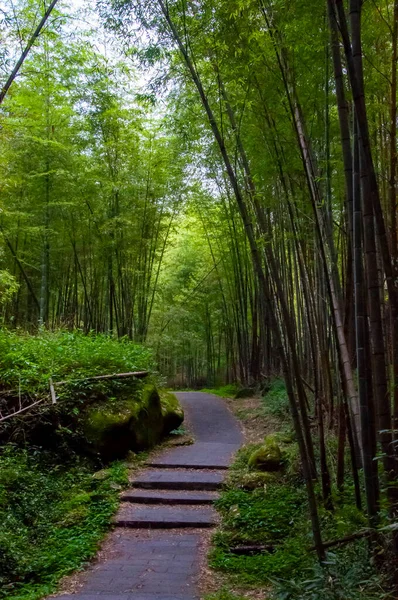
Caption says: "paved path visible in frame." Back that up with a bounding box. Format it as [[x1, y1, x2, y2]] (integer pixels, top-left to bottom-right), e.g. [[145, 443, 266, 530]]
[[54, 392, 243, 600]]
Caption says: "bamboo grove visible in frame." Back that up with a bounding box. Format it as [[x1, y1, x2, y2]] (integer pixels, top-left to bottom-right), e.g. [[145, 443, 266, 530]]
[[1, 0, 398, 564], [100, 0, 398, 560]]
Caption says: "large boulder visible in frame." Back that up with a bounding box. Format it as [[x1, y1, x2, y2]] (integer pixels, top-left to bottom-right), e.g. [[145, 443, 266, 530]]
[[83, 385, 184, 461], [248, 436, 282, 472]]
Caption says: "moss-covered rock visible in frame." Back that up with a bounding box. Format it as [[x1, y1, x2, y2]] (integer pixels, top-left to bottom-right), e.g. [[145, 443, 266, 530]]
[[160, 391, 184, 433], [82, 385, 184, 461], [129, 384, 164, 451], [248, 435, 282, 471], [239, 471, 278, 490]]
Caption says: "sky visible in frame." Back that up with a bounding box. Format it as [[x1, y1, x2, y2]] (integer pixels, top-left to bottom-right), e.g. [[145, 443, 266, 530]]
[[0, 0, 161, 98]]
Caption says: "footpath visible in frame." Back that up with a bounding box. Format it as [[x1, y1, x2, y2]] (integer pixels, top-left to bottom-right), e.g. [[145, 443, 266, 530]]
[[55, 391, 243, 600]]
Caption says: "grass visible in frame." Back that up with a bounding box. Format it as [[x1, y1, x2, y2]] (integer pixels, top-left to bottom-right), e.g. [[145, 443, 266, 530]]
[[201, 384, 240, 398], [0, 444, 146, 600], [0, 328, 154, 395], [207, 378, 393, 600]]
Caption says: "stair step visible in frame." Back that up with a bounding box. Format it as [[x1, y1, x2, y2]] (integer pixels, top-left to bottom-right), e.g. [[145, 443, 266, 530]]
[[55, 596, 196, 600], [121, 489, 219, 505], [114, 503, 218, 528], [146, 442, 237, 470], [131, 469, 224, 491], [147, 462, 228, 470]]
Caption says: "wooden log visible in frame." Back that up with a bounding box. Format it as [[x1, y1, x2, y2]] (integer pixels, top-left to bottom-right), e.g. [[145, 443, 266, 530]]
[[0, 398, 45, 423], [49, 377, 57, 404], [311, 522, 398, 551], [53, 371, 149, 386]]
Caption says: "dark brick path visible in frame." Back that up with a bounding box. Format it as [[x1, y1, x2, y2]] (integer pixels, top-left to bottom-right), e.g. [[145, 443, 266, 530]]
[[51, 392, 243, 600]]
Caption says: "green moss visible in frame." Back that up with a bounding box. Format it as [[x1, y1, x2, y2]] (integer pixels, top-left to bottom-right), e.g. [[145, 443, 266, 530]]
[[248, 435, 282, 471], [201, 384, 239, 398], [130, 384, 164, 450], [83, 398, 141, 460], [160, 391, 184, 433], [82, 385, 184, 460]]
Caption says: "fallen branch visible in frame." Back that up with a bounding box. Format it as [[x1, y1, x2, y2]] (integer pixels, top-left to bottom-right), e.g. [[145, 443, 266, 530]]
[[0, 371, 150, 424], [0, 398, 45, 423], [310, 523, 398, 551], [53, 371, 149, 386], [49, 378, 57, 404]]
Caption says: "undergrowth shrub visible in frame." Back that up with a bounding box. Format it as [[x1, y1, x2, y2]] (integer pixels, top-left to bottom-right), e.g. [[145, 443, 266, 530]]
[[0, 329, 153, 394], [261, 379, 290, 418], [0, 329, 156, 450], [272, 542, 391, 600], [201, 384, 239, 398], [0, 444, 132, 600], [215, 485, 307, 543], [211, 439, 391, 598]]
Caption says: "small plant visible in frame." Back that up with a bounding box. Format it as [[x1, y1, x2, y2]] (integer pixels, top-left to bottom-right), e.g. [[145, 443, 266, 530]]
[[272, 543, 391, 600], [261, 379, 290, 418]]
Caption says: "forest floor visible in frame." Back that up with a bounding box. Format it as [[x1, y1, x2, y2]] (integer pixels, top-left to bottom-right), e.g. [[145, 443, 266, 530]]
[[202, 384, 392, 600]]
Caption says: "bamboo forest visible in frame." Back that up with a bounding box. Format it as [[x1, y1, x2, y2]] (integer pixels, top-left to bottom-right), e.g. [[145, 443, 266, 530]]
[[1, 0, 398, 599]]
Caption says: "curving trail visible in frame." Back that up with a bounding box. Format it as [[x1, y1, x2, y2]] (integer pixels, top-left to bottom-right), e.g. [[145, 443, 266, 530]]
[[53, 392, 243, 600]]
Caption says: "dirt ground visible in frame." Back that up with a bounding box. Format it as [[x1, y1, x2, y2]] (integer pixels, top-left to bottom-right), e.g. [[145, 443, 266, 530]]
[[224, 394, 282, 444]]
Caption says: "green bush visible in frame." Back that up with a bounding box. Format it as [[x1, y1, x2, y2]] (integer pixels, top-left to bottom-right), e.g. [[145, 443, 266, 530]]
[[215, 484, 307, 544], [261, 379, 290, 418], [0, 445, 131, 600], [0, 329, 153, 395], [201, 384, 239, 398], [272, 542, 391, 600]]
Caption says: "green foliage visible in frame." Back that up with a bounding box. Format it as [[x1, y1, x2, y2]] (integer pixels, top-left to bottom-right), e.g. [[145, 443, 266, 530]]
[[0, 445, 132, 600], [261, 379, 290, 419], [0, 269, 19, 305], [272, 543, 391, 600], [201, 384, 240, 398], [0, 329, 153, 395], [211, 448, 390, 598]]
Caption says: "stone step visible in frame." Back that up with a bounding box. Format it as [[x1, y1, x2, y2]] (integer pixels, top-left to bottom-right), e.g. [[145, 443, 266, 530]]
[[131, 469, 224, 491], [146, 461, 228, 470], [55, 595, 196, 600], [146, 442, 237, 470], [121, 489, 219, 505], [114, 503, 218, 528]]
